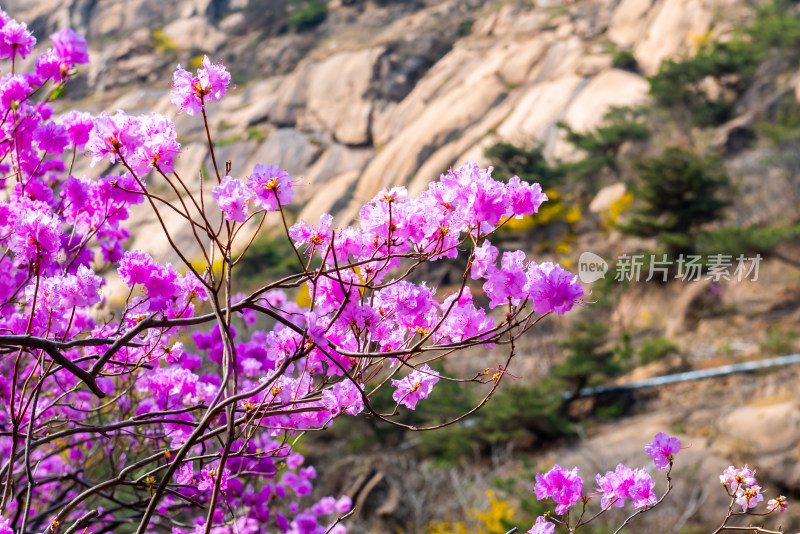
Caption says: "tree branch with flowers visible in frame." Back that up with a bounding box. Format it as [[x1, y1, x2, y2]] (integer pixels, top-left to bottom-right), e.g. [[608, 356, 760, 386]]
[[0, 10, 791, 534], [0, 11, 587, 534]]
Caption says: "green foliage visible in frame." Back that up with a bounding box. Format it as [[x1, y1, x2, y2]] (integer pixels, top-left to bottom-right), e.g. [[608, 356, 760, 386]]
[[457, 20, 473, 37], [741, 0, 800, 56], [557, 107, 651, 188], [760, 324, 799, 356], [648, 41, 756, 127], [288, 0, 327, 31], [247, 127, 266, 142], [611, 48, 639, 72], [553, 322, 623, 396], [754, 92, 800, 145], [483, 142, 564, 190], [619, 147, 730, 255], [648, 0, 800, 127], [695, 223, 800, 258], [233, 233, 302, 287], [638, 337, 679, 365]]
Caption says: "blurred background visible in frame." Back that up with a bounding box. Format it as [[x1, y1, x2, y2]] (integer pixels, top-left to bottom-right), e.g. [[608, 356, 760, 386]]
[[7, 0, 800, 531]]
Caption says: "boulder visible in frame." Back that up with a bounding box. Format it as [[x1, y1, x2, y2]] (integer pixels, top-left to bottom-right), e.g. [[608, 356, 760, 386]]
[[297, 47, 386, 146], [560, 69, 650, 134], [162, 15, 226, 53], [608, 0, 654, 48], [495, 75, 585, 153], [634, 0, 713, 75], [589, 182, 627, 213]]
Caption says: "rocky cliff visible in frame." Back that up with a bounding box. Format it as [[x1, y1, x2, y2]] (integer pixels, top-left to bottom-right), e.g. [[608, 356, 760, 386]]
[[6, 0, 751, 262]]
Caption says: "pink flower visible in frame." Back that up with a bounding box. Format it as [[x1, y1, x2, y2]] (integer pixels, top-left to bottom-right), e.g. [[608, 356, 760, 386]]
[[391, 364, 439, 410], [0, 515, 12, 534], [526, 262, 584, 315], [33, 121, 70, 155], [170, 56, 231, 115], [247, 163, 294, 211], [720, 465, 757, 490], [484, 250, 527, 308], [176, 463, 195, 485], [212, 175, 252, 223], [645, 432, 680, 470], [629, 469, 657, 509], [596, 464, 635, 509], [35, 49, 63, 82], [735, 485, 764, 512], [335, 495, 352, 514], [470, 240, 498, 280], [767, 496, 788, 513], [86, 111, 143, 166], [322, 380, 364, 416], [534, 464, 583, 515], [289, 214, 333, 252], [0, 19, 36, 60], [11, 210, 61, 263], [60, 110, 94, 150], [526, 516, 554, 534], [50, 28, 89, 65], [197, 466, 230, 492], [128, 113, 181, 174], [118, 250, 156, 286], [0, 74, 31, 109], [505, 176, 548, 218]]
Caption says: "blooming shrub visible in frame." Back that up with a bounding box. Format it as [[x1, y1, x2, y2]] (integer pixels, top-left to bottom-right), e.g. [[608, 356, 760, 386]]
[[0, 11, 585, 534], [0, 11, 784, 534], [522, 433, 788, 534]]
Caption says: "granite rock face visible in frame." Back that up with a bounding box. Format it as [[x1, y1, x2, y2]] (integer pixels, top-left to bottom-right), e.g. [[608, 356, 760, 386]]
[[5, 0, 743, 239]]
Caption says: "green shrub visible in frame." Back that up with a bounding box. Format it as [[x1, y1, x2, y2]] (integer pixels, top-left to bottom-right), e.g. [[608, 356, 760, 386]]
[[612, 49, 639, 72], [483, 142, 564, 190], [457, 20, 473, 37], [557, 106, 651, 189], [618, 147, 730, 255], [288, 0, 327, 31], [233, 232, 304, 287], [648, 41, 756, 127], [648, 0, 800, 128], [695, 223, 800, 258], [638, 337, 679, 365]]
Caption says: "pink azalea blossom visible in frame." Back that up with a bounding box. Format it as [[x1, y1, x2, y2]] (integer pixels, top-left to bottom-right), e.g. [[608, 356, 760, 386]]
[[735, 485, 764, 512], [170, 56, 231, 115], [391, 364, 439, 410], [534, 464, 583, 515], [212, 175, 253, 223], [0, 515, 12, 534], [505, 176, 548, 218], [470, 239, 498, 280], [767, 496, 788, 513], [50, 28, 89, 65], [0, 19, 36, 60], [526, 516, 554, 534], [85, 111, 143, 166], [526, 261, 584, 315], [645, 432, 681, 470], [60, 110, 94, 150], [248, 163, 294, 211], [720, 465, 757, 490], [197, 466, 230, 492], [33, 121, 70, 155]]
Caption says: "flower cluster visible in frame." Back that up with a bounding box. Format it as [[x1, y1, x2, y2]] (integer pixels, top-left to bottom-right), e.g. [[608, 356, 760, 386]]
[[171, 55, 231, 115], [526, 433, 788, 533], [0, 15, 589, 534], [211, 163, 297, 222]]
